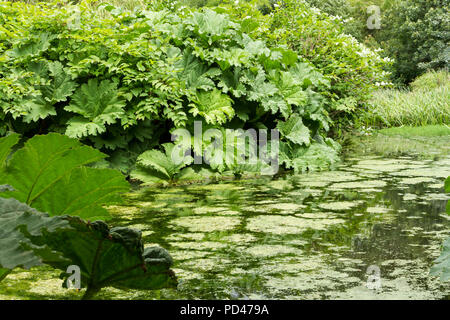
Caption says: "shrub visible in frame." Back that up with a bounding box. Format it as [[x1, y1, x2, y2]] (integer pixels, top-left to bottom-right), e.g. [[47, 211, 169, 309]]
[[220, 0, 391, 120], [0, 1, 347, 175]]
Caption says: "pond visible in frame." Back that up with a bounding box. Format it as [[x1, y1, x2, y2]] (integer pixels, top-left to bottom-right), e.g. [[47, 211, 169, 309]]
[[1, 155, 449, 299]]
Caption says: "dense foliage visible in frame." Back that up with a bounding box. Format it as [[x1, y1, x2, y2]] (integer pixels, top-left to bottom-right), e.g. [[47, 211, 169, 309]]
[[0, 0, 389, 177], [376, 0, 449, 84], [304, 0, 449, 85], [215, 0, 390, 115]]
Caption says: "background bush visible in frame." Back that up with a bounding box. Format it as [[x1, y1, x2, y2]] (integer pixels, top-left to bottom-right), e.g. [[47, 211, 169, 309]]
[[303, 0, 449, 85], [1, 0, 371, 174], [219, 0, 390, 126]]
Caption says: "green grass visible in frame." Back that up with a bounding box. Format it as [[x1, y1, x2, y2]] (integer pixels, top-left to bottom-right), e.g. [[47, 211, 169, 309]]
[[410, 70, 450, 91], [379, 125, 450, 137], [365, 70, 450, 127]]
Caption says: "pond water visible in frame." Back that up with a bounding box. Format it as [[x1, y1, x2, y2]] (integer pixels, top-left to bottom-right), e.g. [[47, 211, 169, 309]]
[[1, 155, 450, 299]]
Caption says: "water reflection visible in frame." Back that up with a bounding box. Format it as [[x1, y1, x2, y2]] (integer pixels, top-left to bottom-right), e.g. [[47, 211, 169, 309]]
[[107, 155, 450, 299], [1, 156, 449, 299]]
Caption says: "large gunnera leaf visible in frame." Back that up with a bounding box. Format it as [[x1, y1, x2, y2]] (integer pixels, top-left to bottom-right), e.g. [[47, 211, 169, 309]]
[[190, 89, 234, 125], [277, 114, 311, 146], [0, 268, 10, 282], [44, 217, 177, 299], [131, 143, 193, 185], [0, 133, 129, 220], [21, 61, 77, 123], [0, 197, 70, 281], [0, 133, 20, 165], [65, 79, 126, 138]]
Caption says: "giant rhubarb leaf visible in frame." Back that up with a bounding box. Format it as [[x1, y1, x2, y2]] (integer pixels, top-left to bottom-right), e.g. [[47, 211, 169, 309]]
[[0, 268, 9, 282], [22, 61, 77, 122], [65, 79, 126, 138], [0, 197, 70, 280], [131, 143, 193, 184], [0, 197, 177, 298], [0, 133, 129, 220], [0, 133, 20, 165], [190, 89, 234, 125], [44, 217, 177, 299], [277, 114, 311, 146]]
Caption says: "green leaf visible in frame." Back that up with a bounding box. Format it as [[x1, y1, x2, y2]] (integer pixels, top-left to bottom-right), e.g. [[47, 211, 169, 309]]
[[430, 237, 450, 281], [0, 268, 10, 282], [32, 167, 129, 220], [131, 143, 193, 184], [0, 198, 177, 297], [176, 52, 217, 90], [0, 133, 104, 204], [44, 217, 177, 299], [0, 133, 128, 220], [43, 61, 77, 103], [21, 98, 57, 122], [0, 197, 70, 278], [130, 166, 170, 185], [245, 69, 278, 102], [0, 133, 20, 166], [8, 32, 55, 58], [270, 70, 308, 106], [280, 140, 340, 173], [65, 79, 126, 138], [191, 89, 234, 125], [187, 9, 237, 44], [289, 62, 330, 88], [277, 114, 311, 146], [23, 61, 76, 122]]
